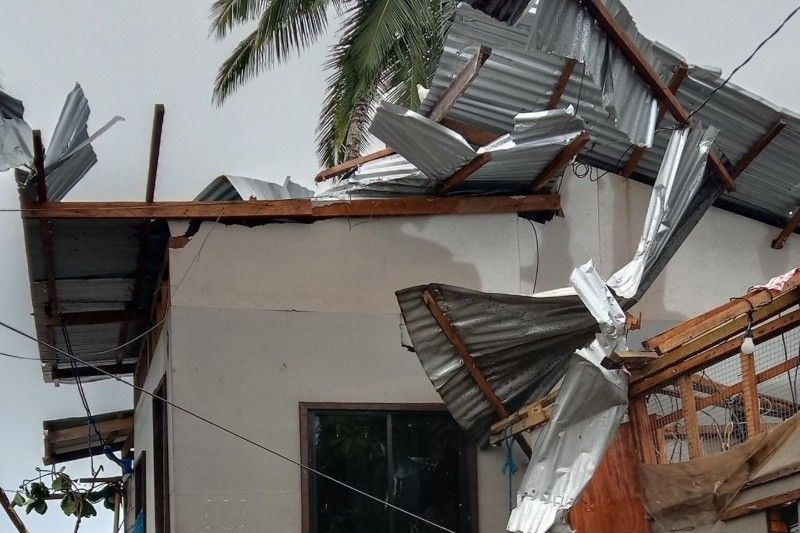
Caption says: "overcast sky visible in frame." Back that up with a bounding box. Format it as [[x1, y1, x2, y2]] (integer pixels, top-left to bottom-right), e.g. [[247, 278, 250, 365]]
[[0, 0, 798, 531]]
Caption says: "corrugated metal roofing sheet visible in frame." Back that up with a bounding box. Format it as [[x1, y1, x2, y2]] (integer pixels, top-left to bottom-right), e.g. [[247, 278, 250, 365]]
[[196, 175, 313, 201], [422, 2, 800, 227]]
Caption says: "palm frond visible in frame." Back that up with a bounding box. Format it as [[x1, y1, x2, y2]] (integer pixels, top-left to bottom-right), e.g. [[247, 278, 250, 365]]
[[210, 0, 268, 39], [213, 0, 331, 104]]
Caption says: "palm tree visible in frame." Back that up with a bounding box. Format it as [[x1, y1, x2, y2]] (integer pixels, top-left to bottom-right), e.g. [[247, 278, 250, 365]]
[[210, 0, 453, 167]]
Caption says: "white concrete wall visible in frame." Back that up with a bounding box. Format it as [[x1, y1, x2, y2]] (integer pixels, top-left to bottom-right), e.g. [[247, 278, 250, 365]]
[[164, 214, 528, 532]]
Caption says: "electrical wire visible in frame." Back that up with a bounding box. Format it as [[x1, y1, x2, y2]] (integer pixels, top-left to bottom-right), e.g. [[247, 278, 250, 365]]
[[0, 319, 455, 533], [527, 219, 540, 294], [683, 4, 800, 124]]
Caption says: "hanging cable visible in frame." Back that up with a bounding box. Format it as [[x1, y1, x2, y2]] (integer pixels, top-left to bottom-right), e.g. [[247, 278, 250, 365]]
[[527, 220, 540, 294], [0, 319, 455, 533], [683, 5, 800, 124]]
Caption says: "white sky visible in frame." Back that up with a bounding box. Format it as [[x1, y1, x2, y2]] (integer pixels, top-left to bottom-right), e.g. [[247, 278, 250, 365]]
[[0, 0, 798, 531]]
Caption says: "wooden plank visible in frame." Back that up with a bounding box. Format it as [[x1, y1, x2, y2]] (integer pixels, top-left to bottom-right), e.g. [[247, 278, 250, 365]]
[[579, 0, 736, 191], [421, 289, 532, 457], [602, 349, 658, 369], [527, 131, 590, 192], [635, 288, 800, 381], [631, 309, 800, 396], [37, 310, 146, 326], [732, 118, 786, 178], [655, 425, 668, 464], [145, 104, 165, 203], [50, 362, 136, 380], [773, 206, 800, 249], [568, 424, 651, 533], [488, 388, 559, 445], [719, 487, 800, 521], [22, 195, 562, 220], [437, 153, 493, 194], [645, 274, 800, 354], [740, 351, 762, 437], [678, 376, 702, 459], [46, 417, 133, 445], [547, 58, 578, 110], [314, 148, 396, 182], [621, 65, 688, 178], [440, 118, 502, 146], [427, 46, 491, 123], [629, 396, 658, 464], [0, 490, 27, 533]]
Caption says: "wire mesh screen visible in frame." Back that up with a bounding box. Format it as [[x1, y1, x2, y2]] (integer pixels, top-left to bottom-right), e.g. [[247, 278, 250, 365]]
[[639, 324, 800, 463]]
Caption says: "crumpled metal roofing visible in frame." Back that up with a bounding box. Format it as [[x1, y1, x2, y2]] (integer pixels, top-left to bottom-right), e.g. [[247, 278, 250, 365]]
[[396, 124, 717, 439], [14, 84, 123, 201], [196, 175, 313, 201], [0, 90, 33, 172], [0, 90, 24, 120], [367, 101, 585, 194], [422, 1, 800, 229]]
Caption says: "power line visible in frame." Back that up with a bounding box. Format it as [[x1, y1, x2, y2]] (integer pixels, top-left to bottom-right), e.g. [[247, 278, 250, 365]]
[[0, 319, 455, 533], [684, 4, 800, 123]]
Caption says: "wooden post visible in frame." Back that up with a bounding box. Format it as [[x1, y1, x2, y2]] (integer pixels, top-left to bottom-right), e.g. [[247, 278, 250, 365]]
[[678, 376, 703, 459], [112, 491, 121, 533], [655, 424, 668, 464], [0, 490, 27, 533], [740, 350, 762, 437], [629, 396, 658, 464]]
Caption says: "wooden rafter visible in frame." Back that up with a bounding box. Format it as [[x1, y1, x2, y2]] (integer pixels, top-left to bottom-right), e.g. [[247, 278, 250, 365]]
[[437, 153, 493, 194], [631, 308, 800, 396], [773, 208, 800, 250], [439, 118, 502, 146], [37, 310, 146, 326], [547, 58, 578, 110], [22, 195, 561, 221], [579, 0, 736, 191], [621, 65, 689, 178], [427, 46, 491, 123], [421, 289, 532, 457], [732, 118, 786, 178], [527, 131, 590, 192], [314, 148, 396, 183], [50, 362, 136, 381]]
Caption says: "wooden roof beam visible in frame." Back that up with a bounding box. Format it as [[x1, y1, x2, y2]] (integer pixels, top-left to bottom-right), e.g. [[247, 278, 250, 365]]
[[37, 310, 147, 327], [314, 148, 396, 183], [579, 0, 736, 191], [22, 195, 561, 220], [621, 65, 689, 178], [422, 289, 532, 457], [437, 153, 492, 194], [547, 58, 578, 110], [732, 118, 786, 178], [527, 131, 590, 192]]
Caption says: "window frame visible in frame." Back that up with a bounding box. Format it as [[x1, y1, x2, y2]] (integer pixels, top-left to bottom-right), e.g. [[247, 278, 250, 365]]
[[152, 377, 170, 533], [299, 402, 478, 533]]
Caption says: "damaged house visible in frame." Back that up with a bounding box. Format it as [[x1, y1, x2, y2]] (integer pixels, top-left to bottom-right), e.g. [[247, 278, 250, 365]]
[[4, 0, 800, 531]]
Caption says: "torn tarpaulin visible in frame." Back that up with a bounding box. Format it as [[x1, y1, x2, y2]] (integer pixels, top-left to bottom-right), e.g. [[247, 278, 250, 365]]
[[507, 261, 629, 533]]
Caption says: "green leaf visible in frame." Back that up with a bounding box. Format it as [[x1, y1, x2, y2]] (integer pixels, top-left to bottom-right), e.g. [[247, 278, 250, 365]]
[[61, 493, 78, 516], [79, 500, 97, 518], [51, 473, 71, 492], [29, 482, 49, 499], [26, 499, 47, 515], [11, 492, 25, 507], [86, 490, 104, 503], [103, 494, 116, 510]]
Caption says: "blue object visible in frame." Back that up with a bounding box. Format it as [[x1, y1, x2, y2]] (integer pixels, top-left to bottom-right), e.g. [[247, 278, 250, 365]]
[[501, 435, 519, 511], [104, 445, 134, 475], [133, 510, 145, 533]]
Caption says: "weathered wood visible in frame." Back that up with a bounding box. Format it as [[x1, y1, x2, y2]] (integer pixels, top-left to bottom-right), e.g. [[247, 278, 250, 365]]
[[732, 118, 786, 179], [422, 289, 532, 457], [644, 274, 800, 354], [602, 350, 658, 369], [146, 104, 165, 202], [630, 396, 658, 464], [427, 46, 491, 123], [579, 0, 735, 190], [37, 310, 146, 326], [655, 425, 668, 464], [527, 132, 590, 192], [314, 148, 396, 182], [439, 118, 502, 146], [547, 58, 578, 110], [773, 207, 800, 249], [50, 362, 136, 380], [631, 309, 800, 396], [488, 388, 560, 445], [719, 487, 800, 521], [22, 195, 561, 220], [45, 417, 133, 445], [437, 153, 493, 194], [740, 351, 762, 437], [636, 287, 800, 380], [0, 490, 27, 533], [568, 424, 651, 533], [621, 65, 689, 178], [678, 376, 702, 459]]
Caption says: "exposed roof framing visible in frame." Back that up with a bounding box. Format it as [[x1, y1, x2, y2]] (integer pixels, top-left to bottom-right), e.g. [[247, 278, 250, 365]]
[[436, 153, 493, 194], [43, 410, 133, 465], [578, 0, 736, 191], [546, 58, 578, 110], [421, 289, 532, 457], [774, 209, 800, 249], [527, 131, 590, 192], [314, 148, 396, 182], [21, 195, 561, 221]]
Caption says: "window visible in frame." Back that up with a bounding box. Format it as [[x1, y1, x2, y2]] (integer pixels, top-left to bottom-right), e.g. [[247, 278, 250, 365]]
[[153, 378, 170, 533], [133, 452, 146, 532], [300, 403, 477, 533]]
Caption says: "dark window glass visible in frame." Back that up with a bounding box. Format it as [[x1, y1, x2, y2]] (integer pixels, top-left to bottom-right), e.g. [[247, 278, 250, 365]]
[[307, 408, 473, 533]]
